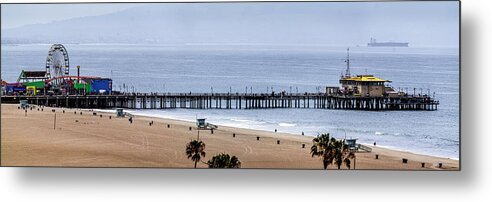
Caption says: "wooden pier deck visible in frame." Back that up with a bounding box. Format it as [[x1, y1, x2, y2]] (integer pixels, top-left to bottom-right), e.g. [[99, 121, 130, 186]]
[[1, 92, 439, 111]]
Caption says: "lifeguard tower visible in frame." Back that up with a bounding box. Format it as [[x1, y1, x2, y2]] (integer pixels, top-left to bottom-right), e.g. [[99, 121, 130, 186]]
[[196, 118, 218, 130], [116, 108, 125, 117], [346, 138, 358, 152], [345, 138, 372, 153], [19, 100, 29, 109]]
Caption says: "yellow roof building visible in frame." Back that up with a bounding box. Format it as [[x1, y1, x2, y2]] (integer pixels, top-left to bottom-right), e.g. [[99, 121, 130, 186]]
[[339, 75, 392, 97], [340, 75, 390, 83]]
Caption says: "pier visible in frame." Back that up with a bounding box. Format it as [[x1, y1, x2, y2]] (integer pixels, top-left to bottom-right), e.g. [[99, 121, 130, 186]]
[[1, 92, 439, 111], [1, 45, 439, 111]]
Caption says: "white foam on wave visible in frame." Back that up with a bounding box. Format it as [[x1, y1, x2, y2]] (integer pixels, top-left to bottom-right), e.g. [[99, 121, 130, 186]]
[[278, 122, 296, 127], [230, 118, 249, 122], [375, 131, 387, 136]]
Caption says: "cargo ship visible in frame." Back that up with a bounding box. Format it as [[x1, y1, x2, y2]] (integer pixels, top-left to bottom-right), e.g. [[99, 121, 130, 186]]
[[367, 38, 409, 47]]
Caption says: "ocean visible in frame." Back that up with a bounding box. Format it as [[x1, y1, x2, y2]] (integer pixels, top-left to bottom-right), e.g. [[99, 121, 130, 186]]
[[1, 44, 460, 159]]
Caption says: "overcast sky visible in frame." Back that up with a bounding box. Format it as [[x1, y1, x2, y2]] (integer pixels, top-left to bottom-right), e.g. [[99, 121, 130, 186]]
[[1, 3, 140, 29], [1, 2, 459, 47]]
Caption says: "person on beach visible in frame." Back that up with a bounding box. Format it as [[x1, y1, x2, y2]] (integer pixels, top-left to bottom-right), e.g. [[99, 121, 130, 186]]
[[374, 142, 377, 146], [129, 117, 133, 124]]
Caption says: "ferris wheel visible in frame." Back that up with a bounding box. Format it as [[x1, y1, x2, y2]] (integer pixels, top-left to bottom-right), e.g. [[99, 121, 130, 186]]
[[45, 44, 69, 83]]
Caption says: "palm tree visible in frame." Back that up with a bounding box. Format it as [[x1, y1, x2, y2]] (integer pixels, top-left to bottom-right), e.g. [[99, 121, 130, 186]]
[[310, 133, 334, 169], [185, 139, 206, 168], [207, 153, 241, 168], [331, 138, 356, 169], [310, 133, 356, 170]]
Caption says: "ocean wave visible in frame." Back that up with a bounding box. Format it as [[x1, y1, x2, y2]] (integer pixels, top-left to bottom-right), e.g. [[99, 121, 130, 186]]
[[230, 118, 250, 122], [375, 131, 386, 136], [278, 123, 296, 127]]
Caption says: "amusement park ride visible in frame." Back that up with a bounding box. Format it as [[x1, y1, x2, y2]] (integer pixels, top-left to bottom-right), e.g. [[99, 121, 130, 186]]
[[3, 44, 112, 96]]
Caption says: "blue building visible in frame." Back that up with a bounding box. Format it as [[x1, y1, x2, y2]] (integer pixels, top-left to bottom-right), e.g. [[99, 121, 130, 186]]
[[91, 78, 112, 94]]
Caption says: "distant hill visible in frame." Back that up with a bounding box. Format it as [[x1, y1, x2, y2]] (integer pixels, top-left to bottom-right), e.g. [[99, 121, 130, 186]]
[[1, 3, 343, 45]]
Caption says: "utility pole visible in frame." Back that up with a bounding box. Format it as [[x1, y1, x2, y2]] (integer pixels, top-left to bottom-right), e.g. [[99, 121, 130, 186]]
[[354, 156, 357, 170], [77, 65, 80, 84]]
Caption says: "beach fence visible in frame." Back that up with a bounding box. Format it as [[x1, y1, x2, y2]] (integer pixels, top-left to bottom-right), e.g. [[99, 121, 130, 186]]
[[5, 92, 439, 111]]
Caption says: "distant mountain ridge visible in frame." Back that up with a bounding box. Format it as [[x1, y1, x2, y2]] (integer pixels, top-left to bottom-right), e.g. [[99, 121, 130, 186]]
[[1, 3, 339, 45]]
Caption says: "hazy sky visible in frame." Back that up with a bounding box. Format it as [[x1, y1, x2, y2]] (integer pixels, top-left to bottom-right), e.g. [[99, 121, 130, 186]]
[[1, 3, 140, 29], [1, 2, 459, 46]]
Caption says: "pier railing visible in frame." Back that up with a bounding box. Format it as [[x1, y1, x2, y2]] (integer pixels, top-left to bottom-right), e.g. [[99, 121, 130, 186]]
[[1, 92, 439, 111]]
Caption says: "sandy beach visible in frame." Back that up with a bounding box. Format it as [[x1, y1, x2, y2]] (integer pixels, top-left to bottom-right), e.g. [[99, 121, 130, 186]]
[[0, 104, 458, 170]]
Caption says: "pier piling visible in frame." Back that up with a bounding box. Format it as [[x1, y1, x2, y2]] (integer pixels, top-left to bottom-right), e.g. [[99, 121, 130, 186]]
[[5, 92, 438, 111]]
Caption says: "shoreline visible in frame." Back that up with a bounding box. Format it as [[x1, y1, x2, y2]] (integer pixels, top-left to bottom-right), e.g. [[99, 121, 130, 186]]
[[1, 104, 459, 170], [94, 108, 459, 161]]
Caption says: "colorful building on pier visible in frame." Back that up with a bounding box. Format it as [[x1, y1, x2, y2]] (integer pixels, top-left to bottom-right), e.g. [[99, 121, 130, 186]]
[[339, 74, 390, 97], [326, 48, 400, 98]]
